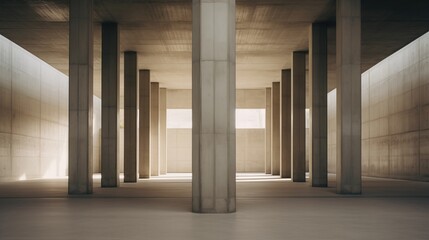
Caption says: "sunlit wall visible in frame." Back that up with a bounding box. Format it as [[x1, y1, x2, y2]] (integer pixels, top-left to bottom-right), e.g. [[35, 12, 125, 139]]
[[0, 34, 68, 180], [327, 31, 429, 181]]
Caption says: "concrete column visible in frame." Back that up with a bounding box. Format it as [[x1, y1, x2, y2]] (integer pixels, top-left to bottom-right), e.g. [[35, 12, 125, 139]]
[[124, 51, 138, 182], [192, 0, 236, 213], [309, 23, 328, 187], [336, 0, 361, 194], [159, 88, 167, 175], [271, 82, 280, 175], [150, 82, 160, 177], [291, 52, 306, 182], [265, 88, 272, 174], [281, 69, 291, 178], [68, 0, 93, 194], [101, 22, 120, 187], [139, 70, 151, 178]]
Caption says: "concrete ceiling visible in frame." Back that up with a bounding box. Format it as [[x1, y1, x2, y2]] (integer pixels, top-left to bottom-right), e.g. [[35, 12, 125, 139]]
[[0, 0, 428, 97]]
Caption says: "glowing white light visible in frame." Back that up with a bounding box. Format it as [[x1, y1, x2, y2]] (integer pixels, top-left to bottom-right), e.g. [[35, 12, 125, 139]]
[[167, 108, 267, 129], [18, 174, 27, 181], [167, 109, 192, 128], [236, 109, 265, 129], [306, 108, 310, 129]]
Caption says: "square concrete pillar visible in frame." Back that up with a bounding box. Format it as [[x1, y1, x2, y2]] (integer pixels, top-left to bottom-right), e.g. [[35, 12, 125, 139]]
[[150, 82, 160, 177], [309, 23, 328, 187], [159, 88, 167, 175], [291, 52, 306, 182], [101, 22, 120, 187], [68, 0, 93, 194], [139, 70, 151, 179], [271, 82, 281, 175], [281, 69, 291, 178], [265, 88, 272, 174], [336, 0, 362, 194], [124, 51, 139, 182], [192, 0, 236, 213]]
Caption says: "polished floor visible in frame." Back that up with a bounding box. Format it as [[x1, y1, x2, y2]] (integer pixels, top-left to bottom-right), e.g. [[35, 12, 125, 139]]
[[0, 173, 428, 240]]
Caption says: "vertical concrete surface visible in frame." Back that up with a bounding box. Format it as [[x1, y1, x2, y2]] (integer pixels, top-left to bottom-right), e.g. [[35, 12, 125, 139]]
[[309, 23, 328, 187], [336, 0, 362, 194], [150, 82, 160, 176], [237, 90, 266, 172], [291, 52, 306, 182], [139, 70, 151, 178], [281, 70, 291, 178], [101, 22, 120, 187], [192, 0, 236, 213], [326, 32, 429, 182], [124, 51, 138, 182], [271, 82, 281, 175], [165, 90, 192, 173], [265, 88, 272, 174], [0, 35, 69, 181], [68, 0, 93, 194], [159, 88, 167, 175], [327, 90, 337, 174]]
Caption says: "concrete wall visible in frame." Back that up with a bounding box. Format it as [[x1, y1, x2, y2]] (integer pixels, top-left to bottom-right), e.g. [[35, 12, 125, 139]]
[[327, 89, 336, 173], [0, 35, 68, 180], [328, 31, 429, 181], [93, 97, 102, 173], [167, 128, 192, 172], [236, 89, 265, 172], [166, 89, 266, 173], [166, 89, 192, 173]]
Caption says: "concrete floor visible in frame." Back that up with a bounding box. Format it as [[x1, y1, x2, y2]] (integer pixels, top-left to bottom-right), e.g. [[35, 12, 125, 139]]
[[0, 173, 428, 240]]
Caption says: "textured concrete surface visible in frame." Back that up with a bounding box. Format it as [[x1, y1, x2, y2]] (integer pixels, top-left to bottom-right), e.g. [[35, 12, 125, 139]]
[[309, 23, 328, 187], [328, 89, 337, 174], [165, 89, 191, 173], [192, 0, 236, 213], [92, 96, 102, 173], [166, 89, 192, 109], [291, 52, 306, 182], [0, 0, 428, 95], [68, 0, 93, 194], [236, 129, 265, 172], [265, 88, 272, 174], [236, 89, 266, 109], [0, 174, 428, 240], [271, 82, 280, 175], [166, 89, 266, 173], [138, 70, 150, 178], [150, 82, 160, 177], [101, 22, 120, 188], [1, 173, 429, 198], [123, 51, 138, 182], [159, 88, 167, 175], [236, 90, 266, 173], [336, 0, 362, 194], [0, 34, 68, 181], [327, 24, 429, 183], [281, 69, 291, 178], [361, 31, 429, 181], [167, 129, 192, 172]]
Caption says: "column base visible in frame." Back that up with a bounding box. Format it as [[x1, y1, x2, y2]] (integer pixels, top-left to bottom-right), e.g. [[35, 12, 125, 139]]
[[192, 198, 236, 213]]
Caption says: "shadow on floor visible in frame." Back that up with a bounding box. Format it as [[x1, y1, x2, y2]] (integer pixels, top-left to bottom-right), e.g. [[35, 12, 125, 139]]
[[0, 173, 429, 199]]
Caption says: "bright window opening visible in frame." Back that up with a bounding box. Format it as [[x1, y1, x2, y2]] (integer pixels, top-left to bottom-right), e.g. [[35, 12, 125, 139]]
[[167, 108, 266, 129], [236, 109, 265, 129], [167, 109, 192, 129]]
